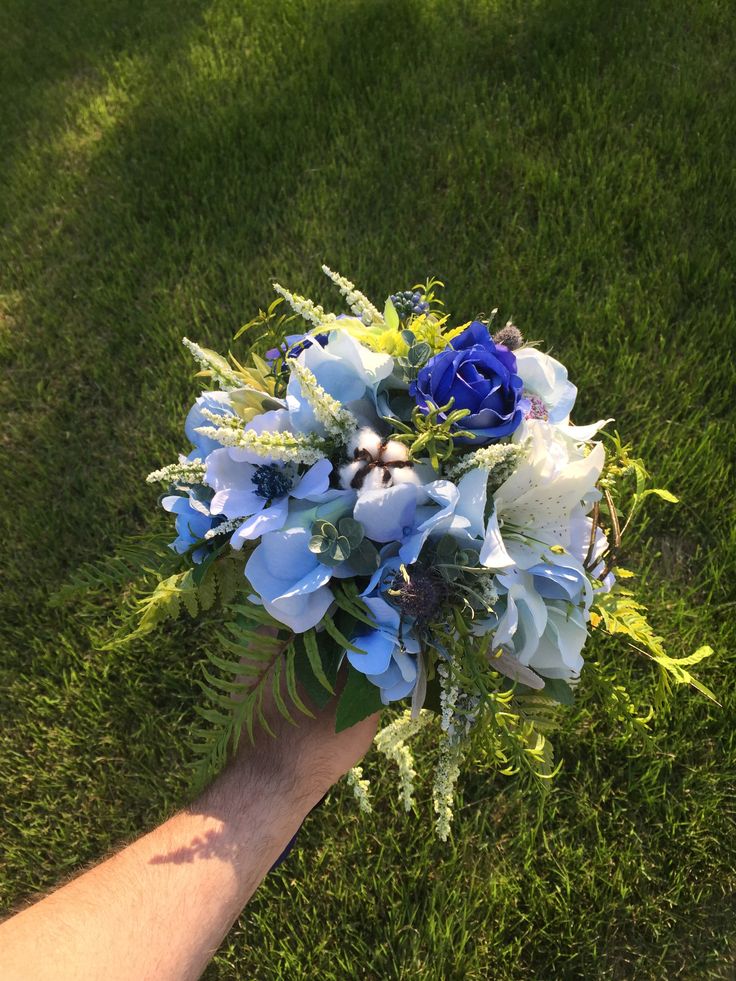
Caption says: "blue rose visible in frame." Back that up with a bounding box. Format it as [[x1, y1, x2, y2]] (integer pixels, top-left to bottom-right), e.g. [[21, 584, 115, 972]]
[[409, 321, 526, 443]]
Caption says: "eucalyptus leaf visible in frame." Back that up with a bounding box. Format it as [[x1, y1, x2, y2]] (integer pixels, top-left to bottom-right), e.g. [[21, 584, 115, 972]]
[[312, 519, 337, 540], [331, 536, 352, 562], [436, 534, 459, 562], [408, 342, 431, 366], [347, 539, 380, 575], [338, 517, 364, 549]]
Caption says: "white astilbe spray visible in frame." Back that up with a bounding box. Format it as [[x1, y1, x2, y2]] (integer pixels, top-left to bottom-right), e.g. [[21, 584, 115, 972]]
[[289, 361, 358, 441], [437, 659, 460, 738], [448, 443, 524, 487], [321, 265, 383, 326], [374, 709, 433, 812], [146, 457, 207, 485], [432, 659, 481, 839], [433, 736, 465, 841], [204, 516, 243, 540], [196, 409, 326, 464], [346, 766, 372, 813], [182, 338, 243, 390], [272, 283, 337, 328]]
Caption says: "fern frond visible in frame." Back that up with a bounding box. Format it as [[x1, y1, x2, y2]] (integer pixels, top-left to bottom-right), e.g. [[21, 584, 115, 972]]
[[189, 604, 316, 791], [592, 589, 718, 707], [50, 532, 176, 604]]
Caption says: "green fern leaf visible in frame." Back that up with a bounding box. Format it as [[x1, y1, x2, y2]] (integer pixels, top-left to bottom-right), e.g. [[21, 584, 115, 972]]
[[50, 532, 177, 604], [593, 589, 717, 706], [303, 629, 335, 694]]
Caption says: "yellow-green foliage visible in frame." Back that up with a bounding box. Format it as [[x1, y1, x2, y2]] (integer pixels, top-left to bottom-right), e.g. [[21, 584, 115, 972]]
[[592, 588, 717, 709]]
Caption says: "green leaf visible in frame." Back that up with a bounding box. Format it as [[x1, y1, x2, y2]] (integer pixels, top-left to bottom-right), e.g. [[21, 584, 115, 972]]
[[303, 629, 336, 695], [640, 488, 679, 504], [338, 517, 364, 549], [312, 519, 336, 539], [331, 584, 377, 627], [384, 298, 400, 331], [408, 341, 431, 365], [542, 678, 575, 706], [331, 536, 352, 562], [309, 535, 331, 555], [335, 665, 384, 732], [322, 614, 365, 653], [436, 534, 458, 562], [347, 539, 380, 575]]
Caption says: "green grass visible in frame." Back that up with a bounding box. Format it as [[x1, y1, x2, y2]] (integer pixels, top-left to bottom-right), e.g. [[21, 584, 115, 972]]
[[1, 0, 735, 976]]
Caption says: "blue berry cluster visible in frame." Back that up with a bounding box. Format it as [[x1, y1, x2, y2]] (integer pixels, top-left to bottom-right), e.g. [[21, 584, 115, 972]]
[[390, 290, 430, 320]]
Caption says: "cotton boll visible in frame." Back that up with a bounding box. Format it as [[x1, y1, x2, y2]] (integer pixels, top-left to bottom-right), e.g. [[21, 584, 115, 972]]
[[380, 440, 410, 464], [390, 467, 422, 486], [348, 427, 384, 459], [340, 460, 363, 489]]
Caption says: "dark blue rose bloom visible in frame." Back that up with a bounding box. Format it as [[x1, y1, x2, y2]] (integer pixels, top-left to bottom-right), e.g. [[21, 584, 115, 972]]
[[409, 321, 527, 443]]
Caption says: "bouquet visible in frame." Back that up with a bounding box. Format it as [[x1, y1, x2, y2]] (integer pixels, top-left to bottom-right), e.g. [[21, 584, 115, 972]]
[[62, 267, 716, 838]]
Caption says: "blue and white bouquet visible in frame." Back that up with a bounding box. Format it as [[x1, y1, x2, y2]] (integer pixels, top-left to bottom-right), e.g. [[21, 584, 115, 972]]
[[62, 268, 715, 837]]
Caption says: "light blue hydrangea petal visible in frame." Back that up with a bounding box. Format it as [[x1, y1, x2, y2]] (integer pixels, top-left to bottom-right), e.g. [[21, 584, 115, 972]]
[[365, 660, 402, 690], [529, 562, 586, 603], [399, 480, 459, 564], [245, 527, 330, 604], [204, 447, 262, 518], [262, 587, 334, 634], [515, 348, 577, 423], [210, 486, 262, 519], [361, 595, 400, 631], [347, 629, 395, 675], [291, 457, 333, 499], [185, 392, 234, 456], [354, 483, 417, 543], [260, 527, 321, 582], [392, 648, 419, 682], [230, 498, 289, 547], [455, 467, 488, 540]]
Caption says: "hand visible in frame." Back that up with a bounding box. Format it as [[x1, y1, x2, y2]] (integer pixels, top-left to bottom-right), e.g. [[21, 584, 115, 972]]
[[226, 660, 380, 808]]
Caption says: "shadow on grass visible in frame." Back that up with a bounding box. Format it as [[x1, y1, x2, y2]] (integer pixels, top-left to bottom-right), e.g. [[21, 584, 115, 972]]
[[1, 0, 689, 588]]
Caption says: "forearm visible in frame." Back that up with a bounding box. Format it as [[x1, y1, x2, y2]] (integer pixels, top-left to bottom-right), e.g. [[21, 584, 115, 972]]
[[0, 754, 324, 981]]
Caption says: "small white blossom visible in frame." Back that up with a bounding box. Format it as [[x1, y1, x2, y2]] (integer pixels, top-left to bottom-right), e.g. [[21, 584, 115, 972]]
[[146, 457, 207, 485], [448, 443, 524, 487], [196, 409, 326, 464], [374, 710, 432, 812], [288, 360, 358, 441], [321, 265, 383, 326], [346, 766, 373, 813], [273, 283, 337, 328], [182, 338, 242, 390], [432, 736, 464, 841], [203, 516, 244, 540]]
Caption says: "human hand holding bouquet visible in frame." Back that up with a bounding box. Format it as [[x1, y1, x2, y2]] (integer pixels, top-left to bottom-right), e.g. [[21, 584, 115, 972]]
[[59, 267, 716, 839]]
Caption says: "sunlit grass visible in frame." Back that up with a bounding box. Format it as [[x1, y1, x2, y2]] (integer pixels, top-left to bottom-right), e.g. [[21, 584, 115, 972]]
[[1, 0, 734, 976]]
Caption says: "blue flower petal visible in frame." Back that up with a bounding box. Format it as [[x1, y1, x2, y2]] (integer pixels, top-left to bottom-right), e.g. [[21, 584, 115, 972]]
[[347, 629, 395, 675]]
